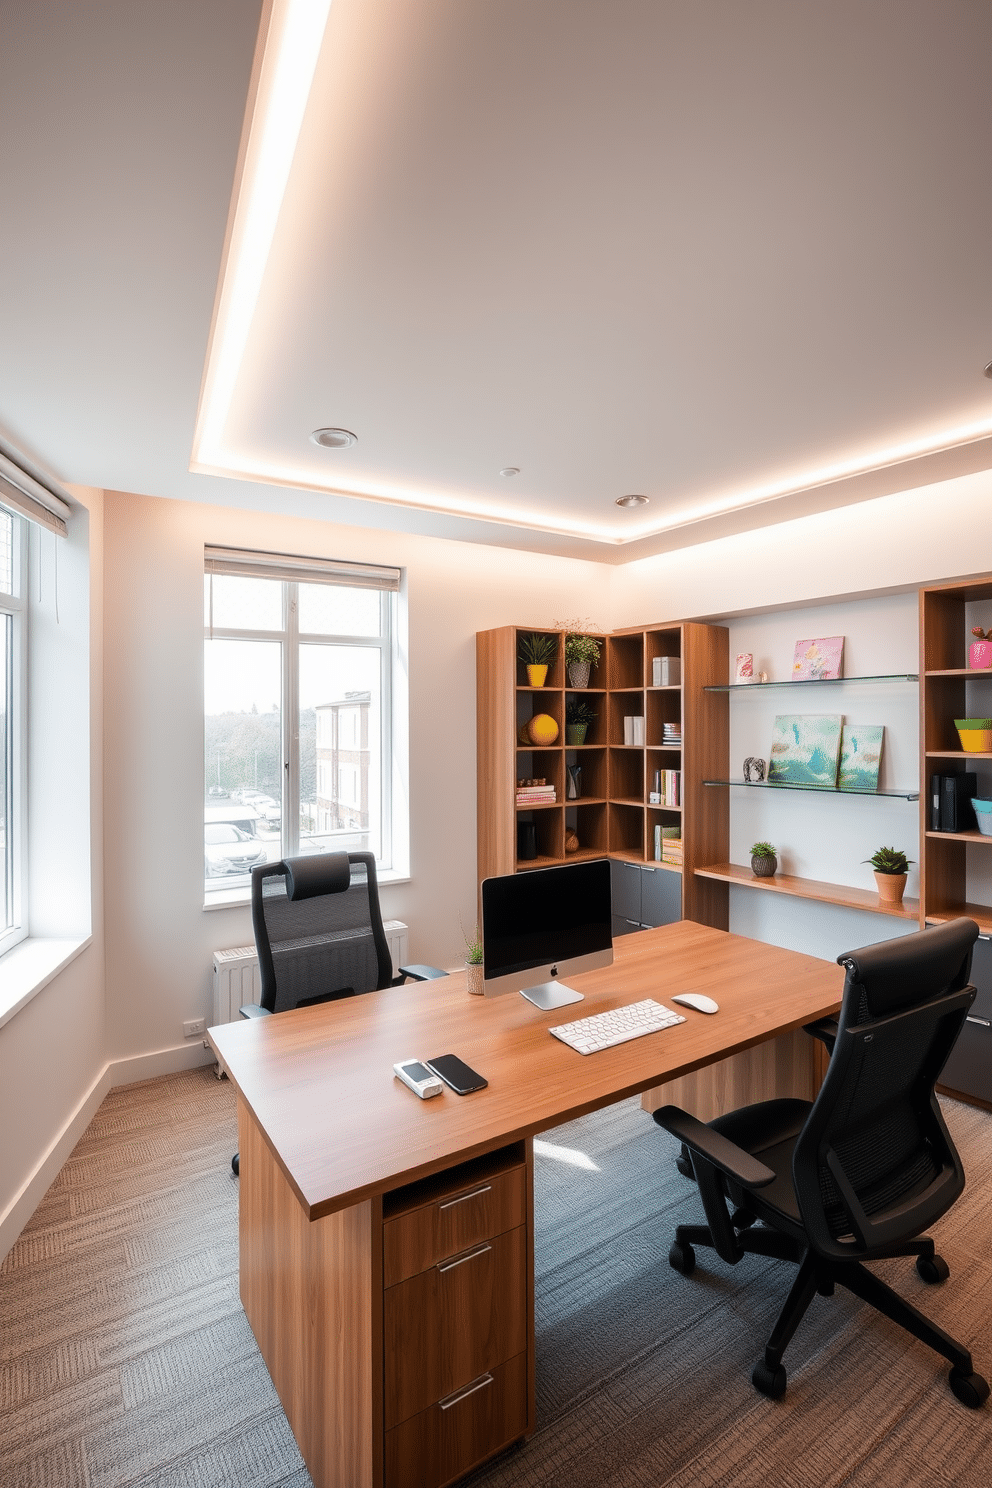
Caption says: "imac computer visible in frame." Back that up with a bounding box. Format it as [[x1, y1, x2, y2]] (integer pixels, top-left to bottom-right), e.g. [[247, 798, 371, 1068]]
[[481, 858, 613, 1010]]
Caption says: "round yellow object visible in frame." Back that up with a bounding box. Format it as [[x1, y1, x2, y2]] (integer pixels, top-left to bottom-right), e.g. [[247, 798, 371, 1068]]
[[527, 713, 559, 746]]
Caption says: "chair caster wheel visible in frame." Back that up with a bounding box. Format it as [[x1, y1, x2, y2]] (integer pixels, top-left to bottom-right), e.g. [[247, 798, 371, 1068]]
[[949, 1368, 990, 1409], [675, 1146, 695, 1180], [669, 1240, 695, 1275], [916, 1253, 949, 1284], [231, 1153, 240, 1177], [752, 1359, 787, 1399]]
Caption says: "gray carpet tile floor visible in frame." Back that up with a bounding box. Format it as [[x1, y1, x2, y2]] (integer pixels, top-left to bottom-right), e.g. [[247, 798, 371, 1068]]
[[2, 1066, 991, 1487]]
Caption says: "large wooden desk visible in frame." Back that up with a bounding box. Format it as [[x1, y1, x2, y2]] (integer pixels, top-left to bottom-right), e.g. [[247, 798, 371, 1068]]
[[210, 921, 843, 1488]]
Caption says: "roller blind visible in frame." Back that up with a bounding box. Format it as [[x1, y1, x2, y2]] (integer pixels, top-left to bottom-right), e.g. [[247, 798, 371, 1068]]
[[0, 448, 70, 538], [204, 545, 400, 591]]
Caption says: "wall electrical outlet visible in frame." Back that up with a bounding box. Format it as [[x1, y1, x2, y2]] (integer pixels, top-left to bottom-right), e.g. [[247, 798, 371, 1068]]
[[183, 1018, 206, 1038]]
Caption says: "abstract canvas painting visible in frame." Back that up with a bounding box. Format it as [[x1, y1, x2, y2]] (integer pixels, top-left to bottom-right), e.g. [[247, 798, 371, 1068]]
[[768, 714, 843, 788], [792, 636, 844, 681], [837, 723, 884, 792]]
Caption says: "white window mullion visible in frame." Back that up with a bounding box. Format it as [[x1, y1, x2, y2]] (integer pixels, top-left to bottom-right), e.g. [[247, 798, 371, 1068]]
[[284, 582, 300, 856]]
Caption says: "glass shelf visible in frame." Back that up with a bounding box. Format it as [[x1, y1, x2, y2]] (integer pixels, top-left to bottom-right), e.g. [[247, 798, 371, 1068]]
[[704, 673, 918, 692], [704, 779, 920, 800]]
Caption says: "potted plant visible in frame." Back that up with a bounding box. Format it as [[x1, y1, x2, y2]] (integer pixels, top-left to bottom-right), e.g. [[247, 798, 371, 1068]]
[[563, 632, 602, 688], [565, 696, 597, 745], [970, 627, 992, 671], [750, 841, 777, 878], [865, 846, 912, 905], [463, 924, 484, 995], [518, 631, 557, 687]]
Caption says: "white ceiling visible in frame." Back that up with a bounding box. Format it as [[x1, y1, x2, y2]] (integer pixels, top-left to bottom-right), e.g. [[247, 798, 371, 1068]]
[[2, 0, 991, 561]]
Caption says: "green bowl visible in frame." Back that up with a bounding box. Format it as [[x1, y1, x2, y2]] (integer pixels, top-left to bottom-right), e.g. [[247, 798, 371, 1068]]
[[954, 718, 992, 730]]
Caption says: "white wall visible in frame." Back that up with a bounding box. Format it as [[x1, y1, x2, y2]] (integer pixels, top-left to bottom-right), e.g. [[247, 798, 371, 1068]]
[[101, 489, 611, 1073], [0, 486, 107, 1259]]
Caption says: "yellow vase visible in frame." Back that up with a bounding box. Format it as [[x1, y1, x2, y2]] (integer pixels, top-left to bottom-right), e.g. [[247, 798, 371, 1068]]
[[526, 664, 548, 687], [528, 713, 559, 745]]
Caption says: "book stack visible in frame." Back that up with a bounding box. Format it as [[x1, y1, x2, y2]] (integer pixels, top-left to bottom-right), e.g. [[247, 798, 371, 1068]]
[[661, 827, 683, 867], [652, 656, 681, 687], [662, 721, 682, 745], [623, 715, 645, 746], [516, 783, 556, 806]]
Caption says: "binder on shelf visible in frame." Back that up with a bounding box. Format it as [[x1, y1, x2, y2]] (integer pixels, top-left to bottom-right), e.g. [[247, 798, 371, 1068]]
[[940, 773, 977, 833], [930, 773, 942, 832], [659, 656, 680, 686]]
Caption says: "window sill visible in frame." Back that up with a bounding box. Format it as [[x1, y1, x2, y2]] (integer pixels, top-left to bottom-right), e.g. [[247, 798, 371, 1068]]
[[0, 937, 91, 1030], [203, 867, 412, 912]]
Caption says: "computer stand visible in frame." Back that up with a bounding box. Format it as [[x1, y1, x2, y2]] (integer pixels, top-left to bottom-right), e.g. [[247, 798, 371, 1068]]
[[519, 981, 584, 1011]]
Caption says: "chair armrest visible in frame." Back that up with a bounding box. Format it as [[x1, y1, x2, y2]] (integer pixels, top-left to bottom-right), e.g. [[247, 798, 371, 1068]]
[[239, 1003, 271, 1019], [652, 1105, 776, 1189], [399, 964, 449, 981], [804, 1016, 838, 1051]]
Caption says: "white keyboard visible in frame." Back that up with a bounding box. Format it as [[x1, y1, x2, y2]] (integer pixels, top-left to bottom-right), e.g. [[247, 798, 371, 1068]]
[[549, 998, 685, 1055]]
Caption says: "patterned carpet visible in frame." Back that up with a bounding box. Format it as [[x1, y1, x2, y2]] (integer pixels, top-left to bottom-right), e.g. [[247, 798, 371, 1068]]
[[2, 1067, 991, 1487]]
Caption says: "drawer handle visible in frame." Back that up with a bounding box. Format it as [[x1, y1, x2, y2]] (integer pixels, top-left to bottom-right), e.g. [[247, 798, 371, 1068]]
[[966, 1015, 991, 1028], [438, 1242, 492, 1274], [439, 1184, 492, 1212], [440, 1373, 494, 1411]]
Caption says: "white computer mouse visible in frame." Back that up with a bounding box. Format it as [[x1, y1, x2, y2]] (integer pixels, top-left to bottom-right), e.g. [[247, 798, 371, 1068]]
[[671, 992, 720, 1015]]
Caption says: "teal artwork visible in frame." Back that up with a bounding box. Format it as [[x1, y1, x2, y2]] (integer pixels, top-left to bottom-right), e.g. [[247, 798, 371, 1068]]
[[768, 714, 843, 788], [837, 723, 883, 792]]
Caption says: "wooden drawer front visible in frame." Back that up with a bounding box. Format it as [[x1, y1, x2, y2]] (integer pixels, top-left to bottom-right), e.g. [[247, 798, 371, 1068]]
[[384, 1352, 528, 1488], [384, 1226, 527, 1429], [383, 1165, 526, 1287]]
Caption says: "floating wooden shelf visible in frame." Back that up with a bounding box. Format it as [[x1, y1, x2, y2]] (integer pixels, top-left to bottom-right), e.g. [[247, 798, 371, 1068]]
[[925, 902, 992, 936], [695, 862, 920, 920]]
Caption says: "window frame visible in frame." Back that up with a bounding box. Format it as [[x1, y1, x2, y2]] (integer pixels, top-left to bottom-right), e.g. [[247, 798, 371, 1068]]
[[203, 549, 403, 904], [0, 512, 28, 955]]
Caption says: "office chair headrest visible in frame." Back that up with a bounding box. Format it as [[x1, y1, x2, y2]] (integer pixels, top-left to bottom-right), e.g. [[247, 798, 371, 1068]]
[[836, 917, 978, 1019], [284, 852, 351, 901]]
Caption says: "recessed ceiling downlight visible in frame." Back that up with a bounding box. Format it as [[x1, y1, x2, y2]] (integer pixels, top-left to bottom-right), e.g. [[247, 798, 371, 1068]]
[[500, 467, 520, 477], [616, 494, 649, 508], [310, 427, 357, 448]]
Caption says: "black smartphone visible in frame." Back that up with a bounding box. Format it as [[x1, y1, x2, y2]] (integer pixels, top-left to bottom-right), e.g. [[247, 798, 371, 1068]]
[[425, 1054, 488, 1095]]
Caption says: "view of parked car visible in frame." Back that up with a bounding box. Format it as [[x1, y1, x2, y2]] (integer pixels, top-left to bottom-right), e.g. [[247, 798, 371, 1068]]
[[204, 823, 267, 877]]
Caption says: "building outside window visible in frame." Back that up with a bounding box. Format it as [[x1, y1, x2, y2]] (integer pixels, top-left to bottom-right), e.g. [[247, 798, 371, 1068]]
[[203, 547, 404, 902], [0, 509, 26, 952]]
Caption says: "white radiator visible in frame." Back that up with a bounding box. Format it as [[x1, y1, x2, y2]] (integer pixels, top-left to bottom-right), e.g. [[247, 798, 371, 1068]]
[[211, 919, 410, 1026]]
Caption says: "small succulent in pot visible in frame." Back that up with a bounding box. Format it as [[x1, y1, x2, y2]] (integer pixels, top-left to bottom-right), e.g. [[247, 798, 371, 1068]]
[[462, 923, 483, 964], [864, 846, 912, 875], [750, 841, 777, 877]]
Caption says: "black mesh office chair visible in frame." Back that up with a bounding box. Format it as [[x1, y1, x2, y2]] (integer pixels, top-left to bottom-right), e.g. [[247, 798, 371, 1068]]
[[231, 851, 446, 1175], [653, 918, 990, 1408]]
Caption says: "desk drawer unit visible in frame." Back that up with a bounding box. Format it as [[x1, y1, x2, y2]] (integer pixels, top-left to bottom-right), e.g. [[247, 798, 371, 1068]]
[[382, 1150, 532, 1488]]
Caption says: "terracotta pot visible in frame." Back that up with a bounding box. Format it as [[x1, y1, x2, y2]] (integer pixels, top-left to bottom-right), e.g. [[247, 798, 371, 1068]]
[[874, 871, 907, 905], [751, 853, 777, 878], [465, 960, 484, 995], [969, 641, 992, 670], [526, 663, 548, 687]]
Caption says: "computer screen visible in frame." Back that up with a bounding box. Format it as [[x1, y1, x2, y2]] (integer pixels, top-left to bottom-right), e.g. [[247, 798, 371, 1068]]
[[481, 858, 613, 1007]]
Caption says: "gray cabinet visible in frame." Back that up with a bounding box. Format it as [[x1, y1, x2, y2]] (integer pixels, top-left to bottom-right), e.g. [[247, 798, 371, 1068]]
[[940, 935, 992, 1105], [611, 860, 681, 937]]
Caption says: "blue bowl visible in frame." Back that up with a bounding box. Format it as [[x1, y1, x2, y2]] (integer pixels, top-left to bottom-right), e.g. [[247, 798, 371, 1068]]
[[971, 798, 992, 835]]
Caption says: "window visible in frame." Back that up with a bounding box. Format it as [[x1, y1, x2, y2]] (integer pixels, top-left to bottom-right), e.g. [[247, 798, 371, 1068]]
[[203, 546, 403, 901], [0, 510, 26, 952]]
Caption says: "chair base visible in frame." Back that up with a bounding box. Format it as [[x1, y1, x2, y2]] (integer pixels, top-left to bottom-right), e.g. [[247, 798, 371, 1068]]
[[670, 1222, 989, 1408]]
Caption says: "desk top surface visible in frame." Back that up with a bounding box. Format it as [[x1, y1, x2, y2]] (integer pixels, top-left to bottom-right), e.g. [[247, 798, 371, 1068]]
[[209, 921, 843, 1221]]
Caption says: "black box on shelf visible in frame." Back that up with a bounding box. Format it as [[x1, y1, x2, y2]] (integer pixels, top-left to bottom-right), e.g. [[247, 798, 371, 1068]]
[[938, 773, 977, 833]]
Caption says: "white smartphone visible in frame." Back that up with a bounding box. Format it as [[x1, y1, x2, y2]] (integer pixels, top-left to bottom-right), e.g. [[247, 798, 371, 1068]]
[[393, 1059, 444, 1099]]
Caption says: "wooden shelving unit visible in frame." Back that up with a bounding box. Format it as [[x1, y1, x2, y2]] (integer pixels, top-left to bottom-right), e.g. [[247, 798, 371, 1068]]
[[920, 576, 992, 936], [476, 621, 729, 927]]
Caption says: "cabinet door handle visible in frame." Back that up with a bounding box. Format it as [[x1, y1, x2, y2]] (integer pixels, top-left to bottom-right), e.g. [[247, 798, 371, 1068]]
[[438, 1242, 492, 1274], [966, 1015, 991, 1027], [439, 1373, 493, 1411], [440, 1184, 492, 1211]]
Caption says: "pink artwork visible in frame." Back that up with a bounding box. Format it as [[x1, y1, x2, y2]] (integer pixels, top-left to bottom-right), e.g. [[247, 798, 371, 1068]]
[[735, 652, 754, 683], [792, 636, 844, 681]]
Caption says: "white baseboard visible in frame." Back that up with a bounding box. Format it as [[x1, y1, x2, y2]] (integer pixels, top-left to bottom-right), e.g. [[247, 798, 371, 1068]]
[[0, 1061, 113, 1266], [0, 1040, 216, 1265]]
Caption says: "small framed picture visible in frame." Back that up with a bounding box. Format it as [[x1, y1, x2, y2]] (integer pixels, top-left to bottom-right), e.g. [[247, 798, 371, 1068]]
[[735, 652, 754, 683], [792, 636, 844, 681]]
